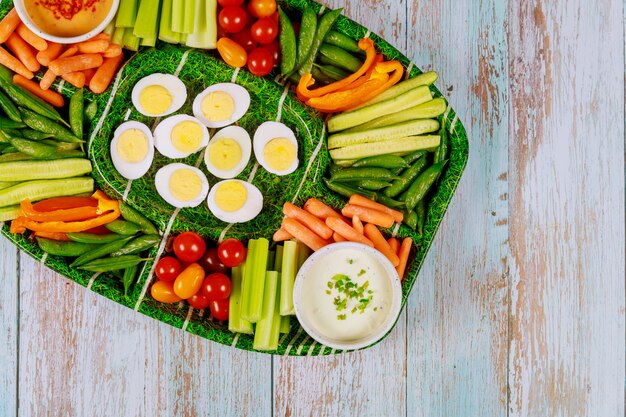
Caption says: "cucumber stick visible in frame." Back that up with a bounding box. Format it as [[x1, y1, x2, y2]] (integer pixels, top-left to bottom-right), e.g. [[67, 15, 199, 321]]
[[329, 135, 440, 161], [0, 177, 94, 208], [328, 85, 433, 132], [0, 159, 91, 182], [358, 71, 438, 108], [328, 119, 439, 149], [346, 98, 447, 132]]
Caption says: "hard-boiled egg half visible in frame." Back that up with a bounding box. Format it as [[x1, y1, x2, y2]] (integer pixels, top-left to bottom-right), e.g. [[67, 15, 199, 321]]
[[253, 121, 299, 176], [193, 83, 250, 128], [110, 121, 154, 180], [154, 115, 210, 159], [207, 179, 263, 223], [155, 163, 209, 208], [132, 74, 187, 117], [204, 126, 251, 179]]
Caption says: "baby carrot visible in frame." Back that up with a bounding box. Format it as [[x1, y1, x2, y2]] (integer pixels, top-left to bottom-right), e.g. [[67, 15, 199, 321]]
[[0, 9, 21, 44], [348, 194, 404, 223], [75, 39, 109, 54], [13, 74, 64, 107], [5, 33, 40, 72], [62, 71, 86, 88], [16, 23, 47, 51], [36, 42, 63, 66], [352, 215, 364, 234], [39, 46, 77, 90], [303, 198, 342, 219], [102, 43, 122, 58], [333, 232, 346, 242], [282, 218, 330, 251], [272, 227, 294, 242], [89, 54, 122, 94], [49, 53, 103, 75], [325, 216, 374, 247], [363, 223, 399, 267], [341, 204, 395, 229], [283, 201, 333, 239], [0, 45, 33, 79], [396, 237, 413, 280], [387, 237, 400, 255], [82, 67, 96, 84]]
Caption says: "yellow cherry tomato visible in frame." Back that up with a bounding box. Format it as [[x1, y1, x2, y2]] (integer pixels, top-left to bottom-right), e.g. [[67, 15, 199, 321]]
[[173, 263, 205, 299], [217, 37, 248, 68], [151, 280, 183, 304]]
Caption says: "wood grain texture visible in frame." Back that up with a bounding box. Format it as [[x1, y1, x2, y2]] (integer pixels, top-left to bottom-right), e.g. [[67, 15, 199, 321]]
[[0, 236, 18, 417]]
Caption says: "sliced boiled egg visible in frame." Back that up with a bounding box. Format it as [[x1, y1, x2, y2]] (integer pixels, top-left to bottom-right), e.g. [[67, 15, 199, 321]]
[[193, 83, 250, 128], [155, 163, 209, 208], [154, 114, 210, 159], [132, 74, 187, 117], [207, 179, 263, 223], [204, 126, 251, 179], [253, 121, 299, 176], [110, 121, 154, 180]]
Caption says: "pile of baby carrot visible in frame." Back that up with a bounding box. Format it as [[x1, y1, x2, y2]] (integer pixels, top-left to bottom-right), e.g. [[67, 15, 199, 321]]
[[0, 8, 123, 106], [273, 194, 413, 280]]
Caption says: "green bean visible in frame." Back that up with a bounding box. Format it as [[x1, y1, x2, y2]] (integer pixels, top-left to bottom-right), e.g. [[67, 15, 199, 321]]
[[20, 108, 82, 143], [352, 179, 391, 190], [278, 7, 297, 75], [36, 237, 99, 257], [0, 89, 21, 122], [71, 236, 134, 267], [323, 178, 377, 200], [415, 200, 426, 236], [105, 219, 143, 235], [69, 89, 83, 138], [0, 117, 25, 129], [331, 167, 399, 182], [324, 30, 363, 54], [434, 124, 449, 163], [122, 263, 139, 296], [318, 43, 362, 72], [77, 255, 146, 272], [384, 156, 430, 198], [298, 8, 343, 76], [351, 154, 409, 170], [295, 6, 317, 72], [67, 232, 126, 244], [110, 234, 160, 257], [402, 160, 447, 212], [119, 201, 159, 235]]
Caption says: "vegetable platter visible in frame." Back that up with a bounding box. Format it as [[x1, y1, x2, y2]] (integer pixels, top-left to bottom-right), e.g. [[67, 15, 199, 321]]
[[0, 0, 468, 355]]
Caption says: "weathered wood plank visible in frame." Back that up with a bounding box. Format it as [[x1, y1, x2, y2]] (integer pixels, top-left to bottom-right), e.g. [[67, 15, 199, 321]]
[[404, 1, 510, 415], [0, 236, 18, 417], [507, 1, 625, 416]]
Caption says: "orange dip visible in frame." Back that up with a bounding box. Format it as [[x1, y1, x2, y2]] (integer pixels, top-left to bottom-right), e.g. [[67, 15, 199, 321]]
[[24, 0, 113, 37]]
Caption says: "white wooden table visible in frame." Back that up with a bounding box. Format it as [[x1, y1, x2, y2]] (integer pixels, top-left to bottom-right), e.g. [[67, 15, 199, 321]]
[[1, 1, 624, 416]]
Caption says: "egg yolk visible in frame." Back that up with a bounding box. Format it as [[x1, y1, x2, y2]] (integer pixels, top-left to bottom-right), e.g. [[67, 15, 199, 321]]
[[169, 169, 202, 202], [171, 121, 203, 153], [214, 181, 247, 212], [209, 138, 242, 171], [117, 129, 148, 163], [201, 91, 235, 122], [264, 138, 296, 171], [140, 85, 173, 115]]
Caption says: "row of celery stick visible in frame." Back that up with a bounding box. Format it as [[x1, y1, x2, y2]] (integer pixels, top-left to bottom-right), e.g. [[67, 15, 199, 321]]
[[102, 0, 217, 50], [229, 238, 310, 351]]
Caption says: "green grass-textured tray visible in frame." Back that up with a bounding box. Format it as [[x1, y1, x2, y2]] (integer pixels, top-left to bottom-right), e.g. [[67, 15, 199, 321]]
[[0, 0, 469, 356]]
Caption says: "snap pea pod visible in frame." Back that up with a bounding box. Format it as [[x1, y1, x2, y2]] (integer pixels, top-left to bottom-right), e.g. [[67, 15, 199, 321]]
[[323, 178, 377, 200], [402, 160, 448, 212], [20, 108, 82, 143], [311, 66, 338, 84], [71, 236, 135, 267], [328, 164, 342, 176], [36, 237, 100, 257], [122, 263, 139, 296], [9, 137, 65, 159], [1, 146, 17, 154], [295, 6, 317, 71], [376, 194, 405, 209], [324, 30, 363, 54], [110, 234, 160, 257], [0, 117, 25, 129], [384, 156, 430, 198], [352, 179, 391, 190], [278, 7, 297, 75], [403, 210, 418, 230], [0, 152, 33, 162], [318, 43, 362, 72], [0, 89, 21, 122], [69, 89, 84, 138], [119, 202, 159, 235], [105, 219, 142, 235], [434, 124, 449, 163], [77, 255, 146, 272], [315, 62, 350, 80], [352, 154, 409, 169], [298, 8, 342, 76], [415, 200, 426, 236], [40, 140, 81, 151], [67, 232, 126, 244], [84, 101, 98, 123], [331, 167, 399, 182], [6, 128, 52, 140]]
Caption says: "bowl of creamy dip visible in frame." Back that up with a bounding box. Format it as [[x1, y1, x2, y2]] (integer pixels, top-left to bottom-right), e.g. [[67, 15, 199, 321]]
[[293, 242, 403, 351]]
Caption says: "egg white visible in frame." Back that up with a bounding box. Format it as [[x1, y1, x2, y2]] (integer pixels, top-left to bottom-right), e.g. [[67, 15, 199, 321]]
[[110, 121, 154, 180], [253, 121, 299, 176], [192, 83, 250, 128], [207, 180, 263, 223], [131, 74, 187, 117], [204, 125, 251, 179], [155, 163, 210, 208], [154, 114, 210, 159]]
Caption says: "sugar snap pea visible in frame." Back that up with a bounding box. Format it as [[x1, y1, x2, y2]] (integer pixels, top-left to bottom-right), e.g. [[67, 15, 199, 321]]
[[10, 128, 52, 140], [415, 200, 426, 236], [295, 6, 317, 72], [9, 137, 63, 159], [352, 154, 409, 170], [318, 43, 362, 72], [384, 156, 430, 198], [434, 124, 449, 163], [122, 263, 139, 296], [315, 62, 350, 80], [21, 108, 82, 143], [119, 202, 159, 235], [0, 152, 33, 162], [352, 179, 391, 190], [110, 234, 160, 257], [84, 101, 98, 123], [311, 66, 337, 84], [0, 117, 25, 129], [279, 7, 297, 75], [67, 232, 126, 244], [105, 219, 143, 235], [376, 194, 405, 209], [2, 146, 17, 154], [36, 237, 99, 257], [298, 8, 342, 75], [77, 255, 146, 272], [323, 178, 377, 200], [402, 160, 448, 212], [404, 210, 418, 230], [324, 30, 363, 54], [392, 150, 428, 175], [71, 236, 134, 267], [0, 89, 21, 122], [331, 167, 399, 182], [69, 89, 84, 138]]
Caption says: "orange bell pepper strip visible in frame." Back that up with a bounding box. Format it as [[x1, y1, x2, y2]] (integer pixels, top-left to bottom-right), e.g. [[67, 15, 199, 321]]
[[338, 60, 404, 111], [335, 54, 384, 93], [305, 74, 389, 112], [33, 231, 71, 241], [296, 38, 377, 100], [20, 199, 100, 222], [32, 196, 97, 211]]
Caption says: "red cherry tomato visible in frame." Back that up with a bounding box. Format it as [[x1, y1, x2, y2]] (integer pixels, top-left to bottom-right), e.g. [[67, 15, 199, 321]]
[[264, 40, 280, 65], [200, 247, 230, 274], [188, 292, 211, 309], [210, 298, 230, 321], [173, 263, 205, 299], [248, 0, 276, 18], [151, 280, 182, 304], [217, 238, 247, 267], [250, 17, 278, 44], [218, 6, 248, 33], [231, 29, 257, 52], [270, 11, 279, 24], [155, 256, 182, 282], [247, 47, 274, 76], [202, 273, 232, 301], [217, 37, 248, 67], [173, 232, 206, 263], [218, 0, 243, 6]]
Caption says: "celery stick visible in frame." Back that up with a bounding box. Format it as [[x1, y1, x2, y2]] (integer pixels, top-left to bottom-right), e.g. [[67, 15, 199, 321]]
[[296, 241, 310, 270], [103, 20, 116, 36], [229, 265, 253, 334], [123, 29, 141, 51], [274, 246, 284, 272], [171, 0, 184, 32], [241, 238, 269, 323], [112, 26, 126, 45], [280, 315, 290, 334], [140, 33, 157, 47], [185, 0, 217, 49], [134, 0, 162, 40], [279, 240, 298, 316], [253, 271, 281, 351], [116, 0, 139, 28], [158, 0, 180, 43], [267, 250, 275, 270], [182, 0, 195, 33]]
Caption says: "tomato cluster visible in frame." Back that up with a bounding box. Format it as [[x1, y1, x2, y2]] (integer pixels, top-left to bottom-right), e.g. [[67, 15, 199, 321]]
[[150, 232, 247, 321], [216, 0, 279, 76]]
